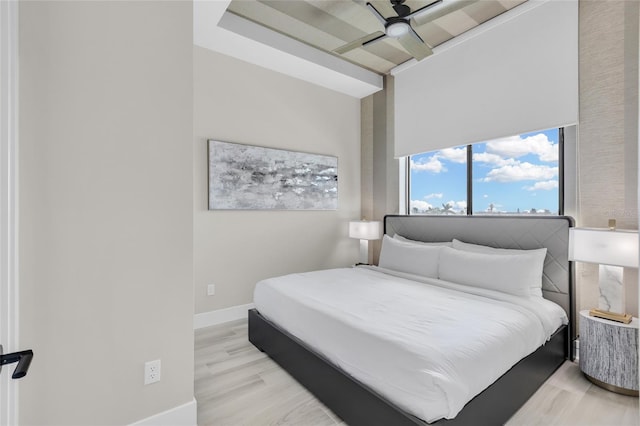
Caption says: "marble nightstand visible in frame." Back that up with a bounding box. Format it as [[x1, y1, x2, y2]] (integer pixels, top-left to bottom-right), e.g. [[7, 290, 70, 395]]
[[579, 310, 639, 396]]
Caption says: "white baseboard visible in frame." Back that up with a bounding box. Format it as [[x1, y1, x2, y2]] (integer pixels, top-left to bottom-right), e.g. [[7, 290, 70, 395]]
[[194, 303, 255, 329], [131, 398, 197, 426]]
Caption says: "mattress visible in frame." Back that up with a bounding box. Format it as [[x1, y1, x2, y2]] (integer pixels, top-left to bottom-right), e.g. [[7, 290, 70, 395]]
[[253, 266, 567, 423]]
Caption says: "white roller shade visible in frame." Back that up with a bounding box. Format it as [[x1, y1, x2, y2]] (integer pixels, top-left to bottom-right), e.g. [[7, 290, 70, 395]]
[[394, 0, 578, 158]]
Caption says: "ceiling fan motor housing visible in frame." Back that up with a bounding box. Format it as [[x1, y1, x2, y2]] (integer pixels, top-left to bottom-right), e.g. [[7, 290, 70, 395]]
[[391, 0, 411, 17], [385, 18, 411, 38]]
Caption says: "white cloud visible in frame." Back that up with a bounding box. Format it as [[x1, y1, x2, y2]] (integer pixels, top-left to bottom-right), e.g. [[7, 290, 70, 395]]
[[425, 193, 443, 199], [410, 200, 433, 211], [473, 152, 499, 165], [472, 152, 518, 167], [524, 180, 558, 191], [482, 163, 558, 183], [438, 147, 467, 164], [485, 133, 558, 162], [411, 147, 466, 173], [411, 199, 466, 213], [450, 200, 467, 210], [483, 194, 489, 198], [410, 156, 445, 173]]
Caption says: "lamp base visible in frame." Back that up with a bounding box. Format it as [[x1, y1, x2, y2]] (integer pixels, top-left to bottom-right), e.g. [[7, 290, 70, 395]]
[[589, 308, 633, 324], [359, 239, 369, 265], [583, 373, 639, 397], [598, 264, 624, 313]]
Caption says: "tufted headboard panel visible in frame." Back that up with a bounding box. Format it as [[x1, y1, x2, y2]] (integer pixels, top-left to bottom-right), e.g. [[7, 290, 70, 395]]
[[384, 215, 575, 341]]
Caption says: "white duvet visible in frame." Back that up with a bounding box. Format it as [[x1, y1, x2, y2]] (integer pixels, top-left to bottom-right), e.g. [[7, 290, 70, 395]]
[[253, 266, 567, 423]]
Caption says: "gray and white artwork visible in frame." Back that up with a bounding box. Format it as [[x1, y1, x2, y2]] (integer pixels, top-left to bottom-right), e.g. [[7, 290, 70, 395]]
[[208, 140, 338, 210]]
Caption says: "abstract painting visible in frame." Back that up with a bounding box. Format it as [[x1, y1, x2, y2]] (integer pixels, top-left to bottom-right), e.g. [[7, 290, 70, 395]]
[[208, 140, 338, 210]]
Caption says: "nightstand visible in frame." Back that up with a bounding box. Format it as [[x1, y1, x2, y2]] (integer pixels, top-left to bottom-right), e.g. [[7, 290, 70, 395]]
[[579, 310, 639, 396]]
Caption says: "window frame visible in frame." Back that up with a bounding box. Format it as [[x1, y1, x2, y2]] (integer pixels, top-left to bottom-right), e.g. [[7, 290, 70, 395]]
[[406, 128, 565, 216]]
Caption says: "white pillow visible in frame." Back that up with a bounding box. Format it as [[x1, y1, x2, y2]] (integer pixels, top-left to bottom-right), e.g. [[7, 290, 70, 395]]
[[378, 235, 441, 278], [393, 234, 452, 247], [439, 247, 541, 298], [451, 239, 547, 297]]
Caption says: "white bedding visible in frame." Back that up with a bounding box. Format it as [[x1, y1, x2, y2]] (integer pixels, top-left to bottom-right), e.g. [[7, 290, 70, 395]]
[[253, 266, 567, 423]]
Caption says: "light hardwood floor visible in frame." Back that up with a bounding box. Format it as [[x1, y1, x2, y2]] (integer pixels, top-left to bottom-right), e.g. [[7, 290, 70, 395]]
[[195, 319, 639, 426]]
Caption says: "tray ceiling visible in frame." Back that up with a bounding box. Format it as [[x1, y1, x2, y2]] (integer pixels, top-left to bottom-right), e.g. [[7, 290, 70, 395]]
[[226, 0, 527, 75]]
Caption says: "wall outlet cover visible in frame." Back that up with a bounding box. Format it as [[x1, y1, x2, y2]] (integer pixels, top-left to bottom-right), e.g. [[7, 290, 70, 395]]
[[144, 359, 161, 385]]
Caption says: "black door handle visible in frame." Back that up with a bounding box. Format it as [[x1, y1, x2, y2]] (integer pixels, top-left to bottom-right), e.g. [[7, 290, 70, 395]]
[[0, 349, 34, 379]]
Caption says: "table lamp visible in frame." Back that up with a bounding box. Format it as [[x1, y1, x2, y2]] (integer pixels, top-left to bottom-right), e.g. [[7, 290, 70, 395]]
[[349, 220, 382, 265], [569, 226, 639, 323]]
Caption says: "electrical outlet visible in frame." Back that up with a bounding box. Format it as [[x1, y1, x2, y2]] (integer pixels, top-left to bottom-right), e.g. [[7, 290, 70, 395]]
[[144, 359, 161, 385], [207, 284, 216, 296]]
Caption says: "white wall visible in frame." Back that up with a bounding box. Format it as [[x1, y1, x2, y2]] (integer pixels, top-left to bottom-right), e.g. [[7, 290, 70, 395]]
[[18, 2, 194, 424], [194, 47, 361, 315]]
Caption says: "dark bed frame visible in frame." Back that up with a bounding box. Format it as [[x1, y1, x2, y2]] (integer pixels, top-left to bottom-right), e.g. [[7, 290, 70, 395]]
[[249, 215, 574, 425]]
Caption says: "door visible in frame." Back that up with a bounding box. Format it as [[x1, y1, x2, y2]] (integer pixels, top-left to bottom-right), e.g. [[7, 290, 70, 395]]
[[1, 1, 20, 424]]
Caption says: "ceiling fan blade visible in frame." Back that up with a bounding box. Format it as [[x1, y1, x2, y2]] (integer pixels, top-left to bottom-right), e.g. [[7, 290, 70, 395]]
[[334, 31, 386, 54], [412, 0, 478, 26], [366, 2, 387, 26], [367, 0, 396, 17], [406, 0, 443, 20], [398, 28, 433, 60], [362, 32, 388, 47], [408, 25, 427, 44]]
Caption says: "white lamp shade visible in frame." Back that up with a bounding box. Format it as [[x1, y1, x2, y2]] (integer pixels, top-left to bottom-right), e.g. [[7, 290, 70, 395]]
[[349, 221, 382, 240], [569, 228, 639, 268]]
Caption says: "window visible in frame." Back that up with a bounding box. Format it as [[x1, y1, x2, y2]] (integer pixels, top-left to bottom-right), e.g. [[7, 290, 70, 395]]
[[409, 147, 468, 215], [409, 128, 562, 215]]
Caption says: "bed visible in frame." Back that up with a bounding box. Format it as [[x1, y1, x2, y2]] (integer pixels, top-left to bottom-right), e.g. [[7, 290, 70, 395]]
[[248, 215, 574, 425]]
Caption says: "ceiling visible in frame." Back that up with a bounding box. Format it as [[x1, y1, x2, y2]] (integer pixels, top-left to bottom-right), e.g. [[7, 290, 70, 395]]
[[226, 0, 527, 75]]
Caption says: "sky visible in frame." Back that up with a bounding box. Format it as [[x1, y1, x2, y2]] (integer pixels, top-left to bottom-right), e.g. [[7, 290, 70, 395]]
[[410, 129, 560, 214]]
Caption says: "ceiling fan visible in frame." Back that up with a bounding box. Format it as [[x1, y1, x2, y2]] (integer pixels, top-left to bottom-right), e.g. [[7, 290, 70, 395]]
[[333, 0, 443, 61]]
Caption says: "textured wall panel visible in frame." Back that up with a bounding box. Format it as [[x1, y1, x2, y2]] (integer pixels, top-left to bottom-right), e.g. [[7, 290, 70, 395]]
[[577, 1, 639, 316]]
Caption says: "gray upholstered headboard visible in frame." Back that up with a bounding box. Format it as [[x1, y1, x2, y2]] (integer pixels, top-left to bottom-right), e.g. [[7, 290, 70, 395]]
[[384, 215, 575, 341]]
